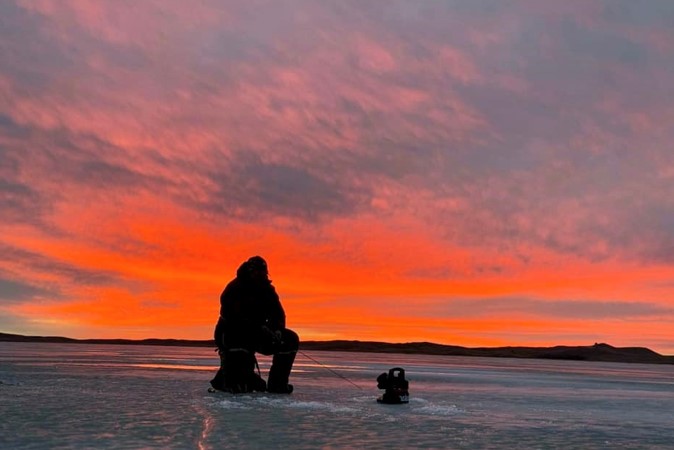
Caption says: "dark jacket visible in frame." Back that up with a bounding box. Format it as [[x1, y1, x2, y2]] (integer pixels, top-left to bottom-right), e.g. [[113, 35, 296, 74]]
[[218, 263, 286, 349]]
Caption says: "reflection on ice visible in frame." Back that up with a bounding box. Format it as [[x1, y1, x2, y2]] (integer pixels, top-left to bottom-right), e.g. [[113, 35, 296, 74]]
[[130, 363, 217, 371]]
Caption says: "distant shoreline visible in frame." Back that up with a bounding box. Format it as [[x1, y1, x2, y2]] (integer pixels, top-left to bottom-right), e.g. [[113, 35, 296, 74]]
[[1, 332, 672, 365]]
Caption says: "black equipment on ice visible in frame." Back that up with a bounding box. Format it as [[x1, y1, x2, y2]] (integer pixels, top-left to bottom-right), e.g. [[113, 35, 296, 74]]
[[376, 367, 409, 404]]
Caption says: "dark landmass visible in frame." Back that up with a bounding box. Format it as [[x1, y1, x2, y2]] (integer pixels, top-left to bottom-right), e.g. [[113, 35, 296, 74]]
[[1, 332, 672, 364], [300, 340, 674, 364], [0, 332, 212, 347]]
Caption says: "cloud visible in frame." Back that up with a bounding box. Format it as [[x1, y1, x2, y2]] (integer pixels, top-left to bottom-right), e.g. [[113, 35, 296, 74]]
[[1, 0, 674, 351], [202, 154, 367, 222], [0, 243, 122, 288], [0, 116, 52, 226], [2, 1, 672, 258], [430, 297, 674, 320], [601, 0, 674, 27], [0, 177, 43, 225], [0, 277, 57, 303]]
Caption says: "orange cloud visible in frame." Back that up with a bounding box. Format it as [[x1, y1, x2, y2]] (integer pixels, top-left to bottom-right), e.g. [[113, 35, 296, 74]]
[[2, 0, 674, 355]]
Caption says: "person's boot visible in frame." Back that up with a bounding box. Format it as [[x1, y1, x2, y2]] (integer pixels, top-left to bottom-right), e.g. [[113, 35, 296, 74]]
[[267, 351, 296, 394], [210, 350, 229, 391], [210, 368, 227, 391], [225, 349, 256, 393], [247, 371, 267, 392]]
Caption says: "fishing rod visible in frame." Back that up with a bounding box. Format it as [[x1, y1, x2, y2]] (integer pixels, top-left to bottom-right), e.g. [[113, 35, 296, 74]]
[[298, 350, 363, 390]]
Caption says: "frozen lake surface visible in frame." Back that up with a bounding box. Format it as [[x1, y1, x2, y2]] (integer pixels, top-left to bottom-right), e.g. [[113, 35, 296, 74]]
[[1, 342, 673, 449]]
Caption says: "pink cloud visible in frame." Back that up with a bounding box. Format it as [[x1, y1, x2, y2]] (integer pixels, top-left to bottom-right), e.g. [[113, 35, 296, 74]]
[[2, 0, 674, 352]]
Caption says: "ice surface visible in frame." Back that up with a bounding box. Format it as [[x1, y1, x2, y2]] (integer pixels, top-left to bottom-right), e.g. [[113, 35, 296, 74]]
[[1, 342, 673, 449]]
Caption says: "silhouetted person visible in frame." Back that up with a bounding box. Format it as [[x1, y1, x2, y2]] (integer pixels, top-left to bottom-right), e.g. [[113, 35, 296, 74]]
[[211, 256, 299, 393]]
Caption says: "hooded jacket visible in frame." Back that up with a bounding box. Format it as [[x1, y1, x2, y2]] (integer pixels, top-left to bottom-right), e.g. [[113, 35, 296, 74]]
[[218, 260, 286, 348]]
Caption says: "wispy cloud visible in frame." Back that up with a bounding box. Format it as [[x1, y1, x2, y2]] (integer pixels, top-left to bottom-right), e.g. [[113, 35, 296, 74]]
[[0, 277, 57, 303], [1, 0, 674, 351], [429, 297, 674, 320]]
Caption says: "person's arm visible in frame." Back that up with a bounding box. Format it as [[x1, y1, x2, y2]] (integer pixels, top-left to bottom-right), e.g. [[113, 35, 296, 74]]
[[220, 281, 252, 328], [265, 285, 286, 330]]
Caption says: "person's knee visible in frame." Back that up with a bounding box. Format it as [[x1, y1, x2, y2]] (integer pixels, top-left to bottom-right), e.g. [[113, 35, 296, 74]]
[[283, 329, 300, 351]]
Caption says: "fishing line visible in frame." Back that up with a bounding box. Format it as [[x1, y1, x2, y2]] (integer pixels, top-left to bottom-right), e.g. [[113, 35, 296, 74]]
[[298, 350, 363, 390]]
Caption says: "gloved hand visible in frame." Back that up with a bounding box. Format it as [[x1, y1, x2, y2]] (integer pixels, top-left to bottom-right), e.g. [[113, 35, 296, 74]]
[[261, 325, 283, 344]]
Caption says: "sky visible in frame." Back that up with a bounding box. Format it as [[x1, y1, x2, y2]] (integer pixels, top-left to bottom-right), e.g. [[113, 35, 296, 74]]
[[1, 0, 674, 354]]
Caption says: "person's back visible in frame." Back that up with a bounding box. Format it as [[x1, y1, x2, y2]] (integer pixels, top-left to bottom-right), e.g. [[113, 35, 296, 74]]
[[219, 259, 285, 346], [211, 256, 299, 393]]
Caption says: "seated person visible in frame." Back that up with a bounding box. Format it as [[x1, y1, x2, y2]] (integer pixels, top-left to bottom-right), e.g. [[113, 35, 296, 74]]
[[211, 256, 299, 393]]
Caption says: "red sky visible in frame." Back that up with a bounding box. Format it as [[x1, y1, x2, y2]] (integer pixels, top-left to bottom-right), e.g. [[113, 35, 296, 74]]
[[1, 1, 674, 353]]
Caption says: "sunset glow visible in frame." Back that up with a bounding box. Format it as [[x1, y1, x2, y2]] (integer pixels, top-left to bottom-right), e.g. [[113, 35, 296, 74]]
[[1, 1, 673, 353]]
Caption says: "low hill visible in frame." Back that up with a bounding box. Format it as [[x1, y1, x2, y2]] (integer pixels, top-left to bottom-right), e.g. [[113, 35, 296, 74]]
[[0, 332, 212, 347], [299, 340, 674, 364], [1, 332, 672, 364]]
